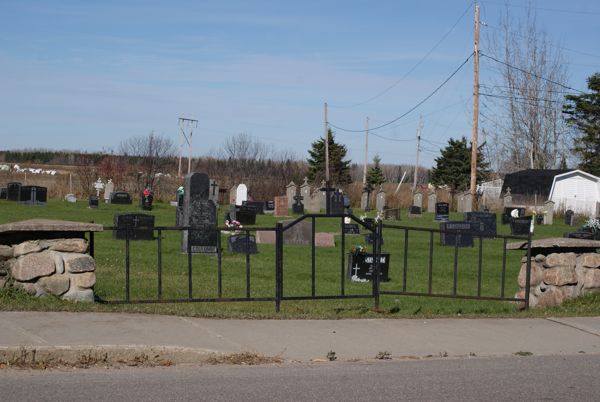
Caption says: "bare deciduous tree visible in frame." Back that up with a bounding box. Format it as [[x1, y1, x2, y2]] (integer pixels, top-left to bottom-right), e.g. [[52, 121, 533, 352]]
[[482, 6, 570, 172]]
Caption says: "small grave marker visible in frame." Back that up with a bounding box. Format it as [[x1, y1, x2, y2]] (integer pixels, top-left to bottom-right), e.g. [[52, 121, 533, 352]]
[[435, 202, 449, 221], [111, 191, 133, 205], [439, 221, 476, 247], [274, 196, 288, 217], [228, 234, 258, 254], [113, 213, 155, 240], [347, 253, 390, 282]]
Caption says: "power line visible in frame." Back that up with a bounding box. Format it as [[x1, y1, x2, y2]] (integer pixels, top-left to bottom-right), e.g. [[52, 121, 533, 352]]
[[480, 0, 600, 16], [329, 52, 474, 133], [480, 52, 585, 93], [329, 1, 474, 109], [480, 92, 565, 104]]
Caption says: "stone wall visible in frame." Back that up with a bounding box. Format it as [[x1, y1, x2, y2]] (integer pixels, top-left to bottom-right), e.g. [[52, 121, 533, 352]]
[[515, 253, 600, 308], [0, 239, 95, 302]]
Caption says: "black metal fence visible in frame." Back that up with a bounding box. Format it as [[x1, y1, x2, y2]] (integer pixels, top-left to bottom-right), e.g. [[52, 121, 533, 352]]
[[92, 214, 532, 311]]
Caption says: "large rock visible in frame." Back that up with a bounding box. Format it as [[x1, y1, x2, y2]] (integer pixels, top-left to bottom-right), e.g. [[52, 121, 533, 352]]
[[543, 253, 576, 268], [581, 253, 600, 268], [63, 253, 95, 273], [43, 238, 88, 253], [517, 261, 545, 288], [0, 245, 13, 260], [13, 241, 46, 257], [13, 281, 37, 295], [62, 288, 94, 302], [10, 251, 56, 281], [536, 286, 576, 308], [70, 272, 96, 289], [38, 274, 70, 296], [54, 252, 65, 274], [583, 269, 600, 289], [543, 266, 577, 286]]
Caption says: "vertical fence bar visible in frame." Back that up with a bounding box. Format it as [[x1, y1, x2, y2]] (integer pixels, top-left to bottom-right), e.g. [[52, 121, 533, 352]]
[[245, 230, 251, 298], [501, 237, 507, 298], [157, 228, 162, 301], [311, 217, 316, 297], [453, 233, 459, 295], [125, 229, 130, 303], [524, 232, 533, 309], [340, 216, 345, 296], [372, 220, 382, 310], [89, 230, 95, 258], [428, 231, 434, 294], [187, 228, 193, 300], [477, 236, 483, 297], [217, 228, 222, 298], [403, 229, 409, 292], [275, 223, 283, 312]]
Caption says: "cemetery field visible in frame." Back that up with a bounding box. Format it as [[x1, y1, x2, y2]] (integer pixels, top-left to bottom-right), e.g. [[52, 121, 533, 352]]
[[1, 199, 599, 318]]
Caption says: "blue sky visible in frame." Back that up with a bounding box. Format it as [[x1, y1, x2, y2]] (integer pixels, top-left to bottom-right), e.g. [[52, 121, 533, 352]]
[[1, 0, 599, 167]]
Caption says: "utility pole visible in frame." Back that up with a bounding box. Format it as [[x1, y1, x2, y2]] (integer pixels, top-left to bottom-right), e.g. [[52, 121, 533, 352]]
[[178, 117, 197, 177], [324, 102, 329, 183], [470, 2, 480, 201], [412, 116, 423, 192], [363, 117, 369, 185]]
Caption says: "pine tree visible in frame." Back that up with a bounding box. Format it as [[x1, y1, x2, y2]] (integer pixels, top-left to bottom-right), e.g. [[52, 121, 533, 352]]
[[306, 129, 352, 186], [366, 154, 385, 189], [564, 73, 600, 176], [429, 137, 490, 195]]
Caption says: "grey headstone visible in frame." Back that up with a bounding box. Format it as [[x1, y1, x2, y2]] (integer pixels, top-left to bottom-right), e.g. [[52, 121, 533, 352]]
[[229, 185, 237, 205], [503, 187, 512, 208], [300, 178, 311, 202], [543, 200, 555, 225], [376, 188, 386, 212], [104, 180, 114, 203], [463, 192, 473, 213], [182, 172, 217, 253], [360, 191, 369, 210], [307, 193, 320, 213], [413, 192, 423, 209], [427, 191, 436, 213], [286, 181, 297, 209], [281, 219, 311, 245]]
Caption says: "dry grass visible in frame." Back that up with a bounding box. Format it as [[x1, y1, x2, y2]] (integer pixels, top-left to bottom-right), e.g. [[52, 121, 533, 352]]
[[205, 352, 283, 365]]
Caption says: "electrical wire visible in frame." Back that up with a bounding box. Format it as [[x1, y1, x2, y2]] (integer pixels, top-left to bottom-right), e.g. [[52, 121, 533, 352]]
[[329, 52, 474, 133], [479, 0, 600, 16], [479, 92, 565, 104], [329, 1, 474, 108]]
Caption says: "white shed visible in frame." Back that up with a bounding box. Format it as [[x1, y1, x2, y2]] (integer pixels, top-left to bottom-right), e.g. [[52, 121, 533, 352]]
[[548, 170, 600, 217]]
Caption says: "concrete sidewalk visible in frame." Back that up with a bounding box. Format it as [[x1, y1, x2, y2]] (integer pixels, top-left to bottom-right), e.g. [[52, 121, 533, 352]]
[[0, 312, 599, 364]]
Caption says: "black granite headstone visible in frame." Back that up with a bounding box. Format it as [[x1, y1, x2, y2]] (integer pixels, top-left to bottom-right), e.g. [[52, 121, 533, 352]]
[[343, 195, 351, 209], [510, 216, 532, 236], [236, 206, 257, 225], [347, 253, 390, 282], [113, 213, 155, 240], [435, 202, 450, 221], [243, 201, 265, 214], [330, 191, 345, 215], [408, 206, 422, 216], [383, 208, 400, 220], [439, 221, 476, 247], [502, 207, 525, 224], [227, 234, 258, 254], [265, 200, 275, 211], [111, 191, 133, 204], [292, 195, 304, 215], [464, 211, 497, 238], [182, 172, 218, 253], [343, 223, 360, 234], [7, 182, 21, 201], [0, 188, 6, 199], [88, 196, 99, 208], [18, 186, 47, 205], [565, 210, 575, 226]]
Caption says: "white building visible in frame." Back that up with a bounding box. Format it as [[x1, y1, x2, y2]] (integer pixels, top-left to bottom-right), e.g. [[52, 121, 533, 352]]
[[548, 170, 600, 217]]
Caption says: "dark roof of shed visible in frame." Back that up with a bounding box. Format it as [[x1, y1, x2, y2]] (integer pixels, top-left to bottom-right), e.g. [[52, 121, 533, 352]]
[[500, 169, 572, 197]]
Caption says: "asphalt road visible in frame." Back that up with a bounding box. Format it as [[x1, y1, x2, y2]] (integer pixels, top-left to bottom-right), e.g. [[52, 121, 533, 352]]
[[2, 355, 599, 401]]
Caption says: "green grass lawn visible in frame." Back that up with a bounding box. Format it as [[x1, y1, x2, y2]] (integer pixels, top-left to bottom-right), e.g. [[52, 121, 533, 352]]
[[1, 198, 598, 318]]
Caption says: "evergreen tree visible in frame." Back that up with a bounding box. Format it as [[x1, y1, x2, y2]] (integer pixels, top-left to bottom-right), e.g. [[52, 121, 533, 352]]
[[429, 137, 490, 195], [563, 73, 600, 176], [366, 154, 385, 189], [306, 129, 352, 186]]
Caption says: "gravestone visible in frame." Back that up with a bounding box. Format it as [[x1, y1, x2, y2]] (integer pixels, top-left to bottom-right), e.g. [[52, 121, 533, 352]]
[[265, 200, 275, 212], [93, 178, 104, 198], [427, 191, 436, 213], [111, 191, 133, 204], [383, 208, 399, 221], [300, 178, 311, 203], [365, 231, 384, 246], [543, 200, 555, 225], [176, 187, 185, 227], [435, 202, 449, 221], [565, 210, 575, 226], [502, 207, 525, 224], [274, 196, 288, 217], [462, 192, 473, 213], [235, 184, 248, 206], [64, 193, 76, 203], [464, 211, 497, 238], [315, 233, 335, 247], [413, 191, 423, 209], [360, 190, 369, 211], [292, 194, 304, 215], [113, 213, 155, 240], [0, 188, 7, 199], [281, 219, 311, 245], [330, 191, 345, 215], [318, 181, 327, 210], [18, 186, 47, 205], [229, 185, 237, 205], [88, 196, 99, 208], [347, 253, 390, 282], [503, 188, 512, 208], [343, 223, 360, 234], [307, 192, 320, 213], [209, 180, 219, 206], [376, 187, 386, 212], [182, 172, 218, 253], [140, 188, 153, 211], [243, 200, 265, 214], [228, 234, 258, 254], [511, 216, 532, 236], [408, 206, 422, 217], [104, 179, 114, 203], [285, 181, 297, 209], [7, 182, 21, 201], [236, 206, 257, 225], [440, 221, 477, 247]]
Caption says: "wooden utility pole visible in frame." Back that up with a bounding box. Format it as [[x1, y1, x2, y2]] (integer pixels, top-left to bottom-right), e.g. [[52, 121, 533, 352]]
[[470, 3, 480, 200], [324, 102, 329, 183], [363, 117, 369, 184], [178, 117, 197, 177], [412, 116, 423, 192]]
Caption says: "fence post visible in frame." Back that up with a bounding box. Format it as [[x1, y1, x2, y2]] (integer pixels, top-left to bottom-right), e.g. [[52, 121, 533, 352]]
[[524, 231, 533, 310], [372, 220, 382, 310], [275, 223, 283, 312]]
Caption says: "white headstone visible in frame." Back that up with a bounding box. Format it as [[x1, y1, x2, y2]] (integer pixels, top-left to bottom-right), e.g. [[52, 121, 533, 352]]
[[376, 187, 386, 212], [286, 181, 297, 209], [93, 178, 104, 197], [104, 179, 114, 203], [300, 178, 311, 202], [543, 200, 555, 225], [235, 184, 248, 206], [413, 192, 423, 209], [427, 192, 436, 213]]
